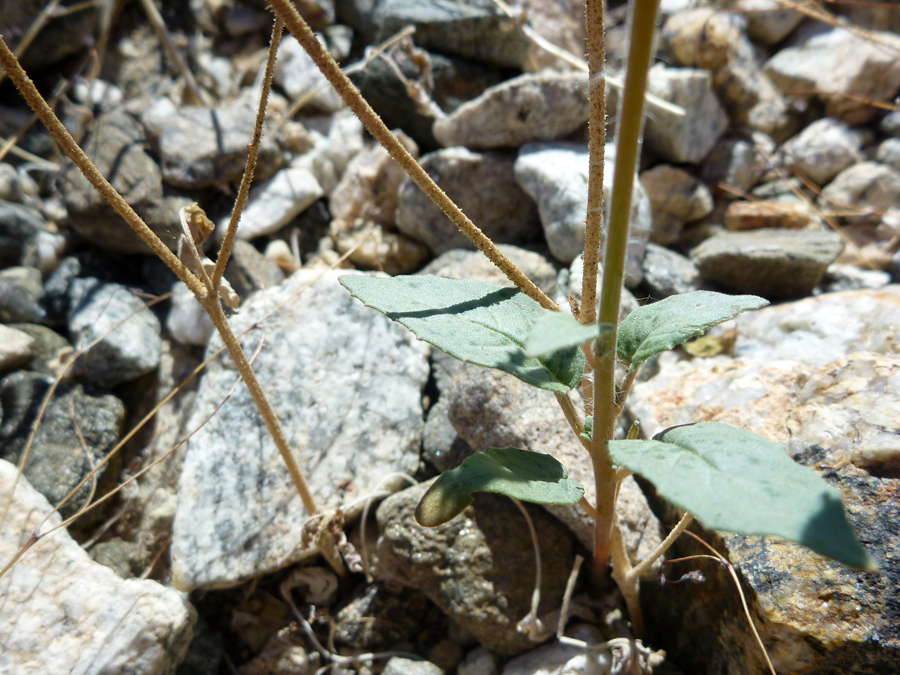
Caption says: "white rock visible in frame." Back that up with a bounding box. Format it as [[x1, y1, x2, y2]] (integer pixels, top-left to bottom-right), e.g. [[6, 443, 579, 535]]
[[780, 118, 862, 186], [502, 625, 608, 675], [291, 111, 365, 194], [764, 25, 900, 124], [0, 459, 194, 675], [734, 285, 900, 366], [172, 270, 429, 590], [459, 646, 497, 675], [274, 35, 345, 113], [559, 256, 641, 319], [875, 137, 900, 172], [433, 71, 589, 149], [819, 161, 900, 223], [32, 229, 66, 276], [0, 324, 33, 371], [166, 282, 215, 346], [644, 65, 729, 163], [72, 77, 124, 110], [68, 277, 162, 388], [735, 0, 804, 45], [220, 165, 323, 241], [821, 263, 892, 293], [514, 142, 651, 282]]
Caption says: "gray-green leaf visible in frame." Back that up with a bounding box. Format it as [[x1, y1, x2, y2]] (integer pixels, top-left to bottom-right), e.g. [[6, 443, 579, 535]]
[[525, 310, 611, 356], [416, 446, 585, 527], [617, 291, 768, 367], [340, 275, 584, 393], [608, 422, 875, 570]]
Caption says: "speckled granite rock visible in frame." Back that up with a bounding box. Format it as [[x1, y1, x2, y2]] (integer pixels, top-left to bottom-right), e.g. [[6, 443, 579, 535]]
[[0, 371, 125, 520], [445, 363, 663, 566], [819, 161, 900, 225], [640, 242, 701, 299], [514, 141, 651, 272], [0, 459, 194, 675], [376, 0, 530, 69], [172, 270, 429, 590], [433, 71, 589, 150], [626, 289, 900, 675], [764, 24, 900, 125], [372, 480, 575, 654], [418, 244, 558, 297], [142, 99, 282, 189], [395, 147, 541, 255], [780, 117, 862, 186], [644, 65, 728, 163], [68, 277, 162, 388]]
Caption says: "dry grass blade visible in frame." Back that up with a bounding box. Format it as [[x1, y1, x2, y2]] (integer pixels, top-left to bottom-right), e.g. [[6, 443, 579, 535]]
[[680, 530, 777, 675], [137, 0, 212, 105]]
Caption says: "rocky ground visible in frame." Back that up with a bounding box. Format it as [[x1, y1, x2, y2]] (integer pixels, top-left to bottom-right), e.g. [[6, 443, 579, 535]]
[[0, 0, 899, 674]]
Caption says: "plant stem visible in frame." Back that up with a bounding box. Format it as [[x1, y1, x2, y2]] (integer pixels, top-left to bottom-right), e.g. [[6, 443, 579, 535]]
[[202, 295, 318, 515], [581, 0, 606, 328], [212, 18, 283, 289], [625, 512, 693, 587], [0, 33, 319, 517], [609, 522, 644, 635], [267, 0, 558, 312], [0, 35, 199, 298], [590, 0, 661, 582]]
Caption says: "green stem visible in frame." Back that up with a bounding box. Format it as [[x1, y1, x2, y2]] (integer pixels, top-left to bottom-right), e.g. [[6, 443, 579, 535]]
[[590, 0, 661, 583]]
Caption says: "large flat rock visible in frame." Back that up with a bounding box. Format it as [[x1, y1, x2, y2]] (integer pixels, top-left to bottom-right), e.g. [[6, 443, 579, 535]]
[[626, 288, 900, 674], [0, 459, 194, 675], [171, 270, 429, 590]]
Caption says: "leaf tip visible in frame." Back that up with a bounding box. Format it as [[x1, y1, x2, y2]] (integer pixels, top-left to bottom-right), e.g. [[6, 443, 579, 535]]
[[415, 475, 473, 527]]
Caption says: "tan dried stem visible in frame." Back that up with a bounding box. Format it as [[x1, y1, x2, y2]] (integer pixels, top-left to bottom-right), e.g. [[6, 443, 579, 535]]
[[581, 0, 606, 328], [0, 35, 200, 296], [137, 0, 212, 105], [212, 18, 284, 289], [0, 0, 64, 87], [267, 0, 558, 312], [0, 34, 318, 517]]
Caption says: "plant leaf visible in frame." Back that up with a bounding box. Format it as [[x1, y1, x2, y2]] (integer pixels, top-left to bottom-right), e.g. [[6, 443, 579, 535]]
[[415, 447, 585, 527], [581, 415, 593, 443], [340, 275, 584, 393], [525, 310, 611, 356], [608, 422, 876, 570], [617, 291, 768, 368]]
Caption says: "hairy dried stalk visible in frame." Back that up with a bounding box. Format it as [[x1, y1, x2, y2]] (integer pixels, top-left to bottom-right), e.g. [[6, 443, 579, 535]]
[[138, 0, 212, 105], [212, 18, 284, 289], [0, 35, 318, 517], [581, 0, 606, 327], [268, 0, 558, 312]]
